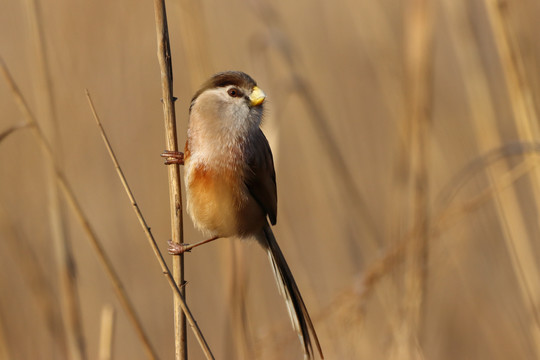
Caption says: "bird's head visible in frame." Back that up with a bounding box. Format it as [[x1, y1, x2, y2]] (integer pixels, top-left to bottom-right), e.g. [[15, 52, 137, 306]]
[[188, 71, 266, 141]]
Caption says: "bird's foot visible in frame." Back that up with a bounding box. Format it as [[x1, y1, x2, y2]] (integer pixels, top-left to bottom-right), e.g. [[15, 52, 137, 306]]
[[168, 240, 191, 255], [168, 236, 220, 255], [161, 150, 184, 165]]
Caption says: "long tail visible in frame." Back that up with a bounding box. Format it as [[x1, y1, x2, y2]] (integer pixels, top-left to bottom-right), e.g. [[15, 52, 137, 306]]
[[257, 222, 323, 359]]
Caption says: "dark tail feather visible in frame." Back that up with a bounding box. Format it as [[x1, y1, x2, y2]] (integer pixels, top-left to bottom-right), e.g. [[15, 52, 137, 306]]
[[258, 222, 323, 359]]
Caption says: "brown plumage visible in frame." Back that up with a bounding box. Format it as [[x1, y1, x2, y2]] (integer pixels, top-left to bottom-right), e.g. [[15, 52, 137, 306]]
[[182, 71, 323, 359]]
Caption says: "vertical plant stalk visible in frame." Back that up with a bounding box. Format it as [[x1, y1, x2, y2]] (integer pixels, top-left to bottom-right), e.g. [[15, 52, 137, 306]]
[[0, 59, 159, 360], [23, 0, 86, 358], [392, 1, 433, 359], [482, 0, 540, 353], [152, 1, 186, 359], [249, 0, 382, 252], [98, 305, 115, 360]]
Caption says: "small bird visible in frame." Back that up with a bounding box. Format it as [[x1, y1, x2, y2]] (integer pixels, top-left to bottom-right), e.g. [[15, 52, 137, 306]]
[[162, 71, 323, 359]]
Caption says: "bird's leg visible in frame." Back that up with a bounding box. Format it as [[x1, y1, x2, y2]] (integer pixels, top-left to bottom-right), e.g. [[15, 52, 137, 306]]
[[161, 150, 184, 165], [168, 236, 220, 255]]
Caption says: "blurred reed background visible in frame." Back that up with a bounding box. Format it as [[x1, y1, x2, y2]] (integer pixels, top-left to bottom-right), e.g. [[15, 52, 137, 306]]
[[1, 0, 540, 359]]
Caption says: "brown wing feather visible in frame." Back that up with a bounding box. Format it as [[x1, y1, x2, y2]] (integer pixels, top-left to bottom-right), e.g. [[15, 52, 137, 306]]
[[245, 130, 277, 225]]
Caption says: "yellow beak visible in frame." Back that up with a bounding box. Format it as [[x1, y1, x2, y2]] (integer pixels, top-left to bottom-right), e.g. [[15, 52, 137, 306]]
[[249, 86, 266, 107]]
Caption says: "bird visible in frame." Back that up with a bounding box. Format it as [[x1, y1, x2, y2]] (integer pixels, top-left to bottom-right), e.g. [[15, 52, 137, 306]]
[[161, 71, 323, 359]]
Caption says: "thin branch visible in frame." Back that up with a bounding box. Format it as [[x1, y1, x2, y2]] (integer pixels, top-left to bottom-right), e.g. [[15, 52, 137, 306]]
[[86, 90, 214, 359]]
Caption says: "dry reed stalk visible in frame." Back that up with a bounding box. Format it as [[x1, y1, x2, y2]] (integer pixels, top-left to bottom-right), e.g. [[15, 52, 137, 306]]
[[98, 305, 115, 360], [482, 0, 540, 353], [86, 91, 214, 359], [151, 1, 187, 358], [0, 59, 159, 360], [346, 4, 425, 347], [389, 1, 433, 359], [249, 0, 382, 251], [22, 0, 86, 358]]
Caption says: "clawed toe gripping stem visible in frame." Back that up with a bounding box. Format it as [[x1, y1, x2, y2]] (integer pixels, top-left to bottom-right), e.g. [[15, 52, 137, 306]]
[[168, 236, 220, 255], [161, 150, 184, 165]]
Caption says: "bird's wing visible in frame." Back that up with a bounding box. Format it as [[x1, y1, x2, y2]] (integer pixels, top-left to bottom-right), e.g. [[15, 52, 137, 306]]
[[245, 130, 278, 225]]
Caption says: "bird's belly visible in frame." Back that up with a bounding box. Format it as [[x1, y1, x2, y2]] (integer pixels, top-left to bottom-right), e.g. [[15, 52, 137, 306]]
[[185, 162, 246, 237]]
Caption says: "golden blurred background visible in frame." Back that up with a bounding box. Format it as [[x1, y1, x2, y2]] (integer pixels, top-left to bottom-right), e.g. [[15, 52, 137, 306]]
[[1, 0, 540, 359]]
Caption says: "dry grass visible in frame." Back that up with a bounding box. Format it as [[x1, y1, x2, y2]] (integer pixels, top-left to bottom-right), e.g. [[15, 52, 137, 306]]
[[1, 0, 540, 359], [23, 0, 86, 358], [0, 58, 159, 359], [98, 304, 115, 360]]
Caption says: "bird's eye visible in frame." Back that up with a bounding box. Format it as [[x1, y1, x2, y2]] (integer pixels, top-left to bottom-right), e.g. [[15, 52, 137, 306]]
[[227, 88, 241, 98]]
